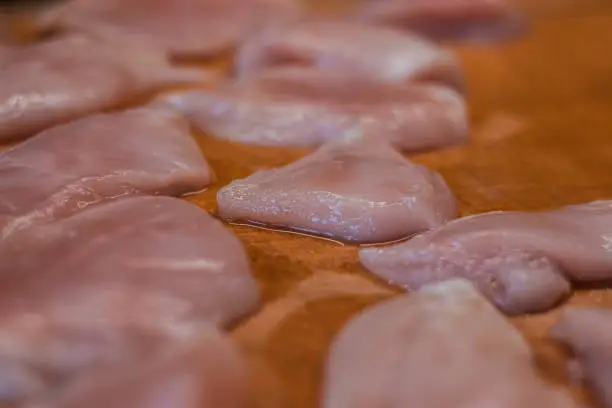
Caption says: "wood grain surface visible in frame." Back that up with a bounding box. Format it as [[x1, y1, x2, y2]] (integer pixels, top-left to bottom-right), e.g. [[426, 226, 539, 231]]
[[6, 1, 612, 407]]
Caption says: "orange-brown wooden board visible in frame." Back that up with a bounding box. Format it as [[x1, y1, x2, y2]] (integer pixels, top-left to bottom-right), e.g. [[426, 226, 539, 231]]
[[5, 1, 612, 407]]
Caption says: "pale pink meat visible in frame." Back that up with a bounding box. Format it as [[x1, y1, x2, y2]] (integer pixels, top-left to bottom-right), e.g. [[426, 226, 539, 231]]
[[25, 330, 250, 408], [0, 196, 259, 402], [0, 32, 208, 141], [550, 307, 612, 408], [235, 20, 464, 91], [0, 107, 212, 239], [322, 279, 579, 408], [217, 136, 458, 243], [36, 0, 302, 58], [360, 201, 612, 314], [162, 68, 468, 149], [355, 0, 526, 43]]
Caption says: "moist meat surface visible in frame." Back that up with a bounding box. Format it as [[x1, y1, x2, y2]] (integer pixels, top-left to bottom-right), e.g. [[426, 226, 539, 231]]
[[163, 67, 467, 149], [0, 196, 259, 402], [322, 279, 579, 408], [354, 0, 526, 43], [0, 107, 212, 239], [360, 201, 612, 314], [217, 136, 458, 243], [36, 0, 302, 58], [0, 33, 206, 141], [235, 20, 464, 91], [24, 331, 250, 408], [551, 307, 612, 408]]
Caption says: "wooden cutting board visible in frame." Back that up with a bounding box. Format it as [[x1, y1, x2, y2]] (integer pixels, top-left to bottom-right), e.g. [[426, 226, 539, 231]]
[[216, 2, 612, 407], [6, 1, 612, 407]]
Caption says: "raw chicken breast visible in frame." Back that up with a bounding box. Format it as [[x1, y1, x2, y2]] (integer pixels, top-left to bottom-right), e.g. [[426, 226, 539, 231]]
[[0, 196, 259, 402], [36, 0, 301, 58], [0, 32, 207, 142], [26, 330, 250, 408], [0, 107, 211, 239], [360, 201, 612, 314], [322, 279, 579, 408], [355, 0, 526, 43], [550, 307, 612, 408], [162, 68, 468, 149], [217, 136, 458, 243], [235, 20, 464, 91]]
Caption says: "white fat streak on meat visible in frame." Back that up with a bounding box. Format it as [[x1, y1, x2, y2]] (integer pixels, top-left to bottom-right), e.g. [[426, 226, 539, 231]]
[[124, 258, 227, 273]]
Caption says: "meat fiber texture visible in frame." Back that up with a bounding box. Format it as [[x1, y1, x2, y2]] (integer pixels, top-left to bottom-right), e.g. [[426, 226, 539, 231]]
[[0, 107, 212, 239], [0, 196, 259, 402], [35, 0, 303, 58], [217, 136, 458, 244], [550, 307, 612, 408], [354, 0, 527, 43], [0, 31, 209, 142], [322, 279, 580, 408], [24, 330, 251, 408], [360, 200, 612, 314], [162, 67, 468, 150], [235, 19, 464, 92]]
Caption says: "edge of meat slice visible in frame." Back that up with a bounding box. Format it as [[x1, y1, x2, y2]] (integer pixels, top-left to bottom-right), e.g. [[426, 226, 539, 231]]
[[161, 67, 468, 150], [0, 107, 212, 239], [1, 195, 260, 327], [0, 31, 212, 142], [360, 201, 612, 313], [355, 201, 612, 313], [34, 0, 303, 58], [322, 279, 580, 408], [24, 328, 251, 408], [234, 19, 465, 92], [0, 196, 260, 402], [75, 29, 216, 84], [217, 135, 458, 243], [550, 307, 612, 408], [354, 0, 528, 43]]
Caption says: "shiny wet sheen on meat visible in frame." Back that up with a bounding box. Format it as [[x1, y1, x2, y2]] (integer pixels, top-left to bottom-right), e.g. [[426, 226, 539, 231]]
[[162, 68, 468, 149], [550, 307, 612, 408], [322, 279, 579, 408], [36, 0, 302, 58], [25, 330, 251, 408], [235, 20, 464, 91], [0, 196, 259, 402], [0, 107, 212, 239], [217, 136, 458, 243], [354, 0, 527, 43], [360, 201, 612, 314], [0, 32, 207, 141]]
